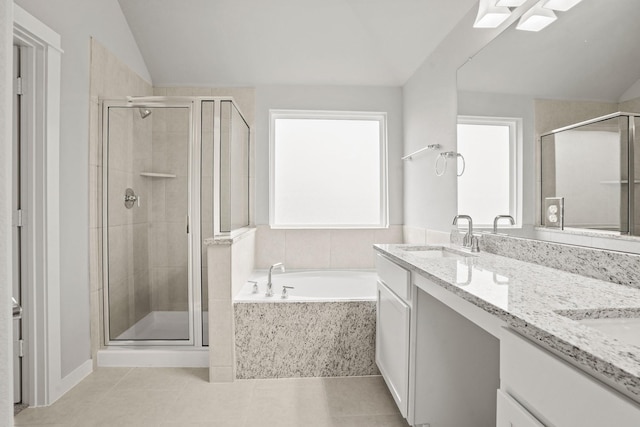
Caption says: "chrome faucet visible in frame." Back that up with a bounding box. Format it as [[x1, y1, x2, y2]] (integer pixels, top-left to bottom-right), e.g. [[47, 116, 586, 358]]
[[453, 215, 479, 252], [493, 215, 515, 234], [266, 262, 285, 297]]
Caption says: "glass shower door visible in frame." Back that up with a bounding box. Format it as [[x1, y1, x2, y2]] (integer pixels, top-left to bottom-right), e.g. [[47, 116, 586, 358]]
[[104, 103, 193, 343]]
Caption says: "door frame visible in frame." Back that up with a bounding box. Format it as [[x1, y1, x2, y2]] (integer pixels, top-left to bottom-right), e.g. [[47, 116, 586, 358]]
[[101, 99, 200, 347], [13, 5, 63, 406]]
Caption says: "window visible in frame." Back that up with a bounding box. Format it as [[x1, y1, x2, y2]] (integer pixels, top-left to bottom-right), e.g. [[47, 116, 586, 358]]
[[457, 116, 522, 227], [270, 110, 388, 228]]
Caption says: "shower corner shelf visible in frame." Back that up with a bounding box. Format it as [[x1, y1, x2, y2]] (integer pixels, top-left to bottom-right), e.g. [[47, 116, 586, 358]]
[[139, 172, 177, 178]]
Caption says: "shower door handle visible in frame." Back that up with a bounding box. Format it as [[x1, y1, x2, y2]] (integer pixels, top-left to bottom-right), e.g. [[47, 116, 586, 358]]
[[12, 297, 22, 319]]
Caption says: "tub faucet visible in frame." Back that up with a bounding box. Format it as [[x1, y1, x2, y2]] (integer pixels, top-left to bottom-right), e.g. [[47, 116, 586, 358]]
[[493, 215, 515, 233], [266, 262, 285, 297], [453, 214, 478, 252]]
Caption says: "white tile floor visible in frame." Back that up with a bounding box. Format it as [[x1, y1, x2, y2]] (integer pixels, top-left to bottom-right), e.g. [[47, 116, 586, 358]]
[[14, 368, 409, 426]]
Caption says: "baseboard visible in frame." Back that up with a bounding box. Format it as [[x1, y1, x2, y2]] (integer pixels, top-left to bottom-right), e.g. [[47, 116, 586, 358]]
[[54, 359, 93, 402]]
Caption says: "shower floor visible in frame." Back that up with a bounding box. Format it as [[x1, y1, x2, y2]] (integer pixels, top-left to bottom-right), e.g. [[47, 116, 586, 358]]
[[116, 310, 209, 341]]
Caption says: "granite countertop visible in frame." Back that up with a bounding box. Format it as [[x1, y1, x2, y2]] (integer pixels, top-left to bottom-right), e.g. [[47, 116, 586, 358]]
[[374, 243, 640, 403]]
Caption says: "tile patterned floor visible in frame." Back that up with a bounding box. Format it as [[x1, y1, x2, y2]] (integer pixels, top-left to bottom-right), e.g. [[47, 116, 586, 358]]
[[14, 368, 409, 426]]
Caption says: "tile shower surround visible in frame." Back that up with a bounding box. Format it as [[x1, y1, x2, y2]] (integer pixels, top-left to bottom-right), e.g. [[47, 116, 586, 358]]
[[235, 301, 378, 379], [89, 41, 258, 362], [89, 39, 153, 358]]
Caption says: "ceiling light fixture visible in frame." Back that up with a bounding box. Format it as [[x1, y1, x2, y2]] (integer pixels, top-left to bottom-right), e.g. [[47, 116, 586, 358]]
[[473, 0, 511, 28], [516, 1, 557, 32], [496, 0, 527, 6], [542, 0, 584, 12]]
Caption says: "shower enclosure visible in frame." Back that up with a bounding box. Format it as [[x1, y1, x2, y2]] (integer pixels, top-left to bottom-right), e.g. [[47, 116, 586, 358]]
[[541, 112, 639, 235], [102, 97, 250, 347]]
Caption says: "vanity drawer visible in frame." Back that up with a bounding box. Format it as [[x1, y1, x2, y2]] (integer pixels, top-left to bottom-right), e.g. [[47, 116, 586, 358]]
[[375, 253, 410, 301], [501, 328, 640, 427]]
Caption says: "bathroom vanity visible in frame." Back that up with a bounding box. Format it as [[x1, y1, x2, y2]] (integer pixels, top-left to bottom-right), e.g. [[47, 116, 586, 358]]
[[374, 243, 640, 427]]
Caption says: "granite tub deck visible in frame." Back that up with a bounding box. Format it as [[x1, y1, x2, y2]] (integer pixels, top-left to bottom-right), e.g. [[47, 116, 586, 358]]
[[374, 243, 640, 404], [234, 301, 378, 379]]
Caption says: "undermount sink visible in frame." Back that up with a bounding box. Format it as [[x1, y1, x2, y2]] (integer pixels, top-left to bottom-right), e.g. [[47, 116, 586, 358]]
[[557, 310, 640, 348], [400, 246, 475, 259]]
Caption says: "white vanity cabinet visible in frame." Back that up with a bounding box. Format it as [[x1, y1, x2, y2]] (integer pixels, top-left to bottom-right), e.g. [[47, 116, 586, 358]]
[[376, 280, 410, 417], [375, 254, 411, 418], [375, 253, 501, 426], [375, 246, 640, 427], [500, 329, 640, 427], [496, 390, 544, 427]]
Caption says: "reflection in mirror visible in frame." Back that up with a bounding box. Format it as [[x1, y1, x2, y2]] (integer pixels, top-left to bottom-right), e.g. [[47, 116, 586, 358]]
[[541, 114, 631, 234], [457, 116, 520, 226], [457, 0, 640, 243]]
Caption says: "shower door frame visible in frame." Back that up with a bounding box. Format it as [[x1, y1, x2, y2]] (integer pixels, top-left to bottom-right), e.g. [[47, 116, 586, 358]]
[[101, 98, 203, 347]]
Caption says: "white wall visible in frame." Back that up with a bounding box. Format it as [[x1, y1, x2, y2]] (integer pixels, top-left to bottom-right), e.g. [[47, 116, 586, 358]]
[[620, 77, 640, 103], [1, 1, 13, 423], [14, 0, 150, 377], [254, 85, 404, 225], [403, 0, 538, 231]]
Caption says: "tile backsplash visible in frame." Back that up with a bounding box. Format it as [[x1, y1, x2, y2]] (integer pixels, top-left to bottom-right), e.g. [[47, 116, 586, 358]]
[[254, 225, 403, 270], [480, 233, 640, 290]]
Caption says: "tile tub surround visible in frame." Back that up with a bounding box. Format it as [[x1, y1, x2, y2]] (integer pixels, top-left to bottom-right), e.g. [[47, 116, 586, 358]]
[[254, 225, 404, 270], [234, 301, 378, 379], [206, 229, 256, 382], [374, 243, 640, 404], [480, 232, 640, 290]]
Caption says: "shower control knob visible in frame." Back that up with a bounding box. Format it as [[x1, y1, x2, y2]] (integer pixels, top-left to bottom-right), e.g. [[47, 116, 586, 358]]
[[124, 188, 140, 209]]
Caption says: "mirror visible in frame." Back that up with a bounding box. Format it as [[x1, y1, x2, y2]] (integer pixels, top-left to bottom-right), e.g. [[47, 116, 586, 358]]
[[457, 0, 640, 242]]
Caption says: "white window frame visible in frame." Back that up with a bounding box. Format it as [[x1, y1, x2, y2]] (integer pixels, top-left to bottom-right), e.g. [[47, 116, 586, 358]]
[[457, 115, 523, 227], [269, 109, 389, 229]]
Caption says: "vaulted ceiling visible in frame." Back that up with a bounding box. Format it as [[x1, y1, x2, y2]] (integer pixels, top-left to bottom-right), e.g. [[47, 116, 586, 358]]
[[118, 0, 477, 87]]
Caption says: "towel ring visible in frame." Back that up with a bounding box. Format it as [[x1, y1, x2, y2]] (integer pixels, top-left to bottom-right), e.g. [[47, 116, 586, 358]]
[[435, 152, 465, 177]]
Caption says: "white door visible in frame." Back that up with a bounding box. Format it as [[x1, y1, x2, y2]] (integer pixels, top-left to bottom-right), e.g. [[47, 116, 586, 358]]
[[12, 44, 26, 405]]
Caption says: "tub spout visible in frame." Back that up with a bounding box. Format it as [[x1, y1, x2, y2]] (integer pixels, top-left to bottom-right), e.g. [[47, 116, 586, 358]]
[[267, 263, 285, 297]]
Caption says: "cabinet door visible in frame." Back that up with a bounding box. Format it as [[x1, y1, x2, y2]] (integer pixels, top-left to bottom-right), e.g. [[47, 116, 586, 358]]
[[376, 281, 410, 418], [497, 390, 545, 427]]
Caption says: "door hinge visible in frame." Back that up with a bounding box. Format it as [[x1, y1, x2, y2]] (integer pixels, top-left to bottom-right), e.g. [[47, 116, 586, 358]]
[[15, 77, 23, 96], [18, 340, 24, 358], [14, 209, 24, 228]]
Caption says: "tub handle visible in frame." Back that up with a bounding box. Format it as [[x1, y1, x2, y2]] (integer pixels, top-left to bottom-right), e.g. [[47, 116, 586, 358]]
[[249, 281, 259, 294], [281, 285, 294, 299]]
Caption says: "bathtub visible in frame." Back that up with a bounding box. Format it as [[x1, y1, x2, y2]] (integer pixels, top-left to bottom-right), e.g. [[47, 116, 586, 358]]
[[235, 270, 377, 302], [234, 269, 379, 379]]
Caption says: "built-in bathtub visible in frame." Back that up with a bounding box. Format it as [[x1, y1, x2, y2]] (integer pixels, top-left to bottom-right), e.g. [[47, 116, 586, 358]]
[[234, 270, 379, 379]]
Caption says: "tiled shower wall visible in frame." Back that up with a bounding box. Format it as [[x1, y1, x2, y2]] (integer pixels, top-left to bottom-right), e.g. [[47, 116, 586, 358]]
[[89, 39, 153, 361], [148, 108, 189, 312], [153, 86, 256, 331], [105, 108, 153, 337]]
